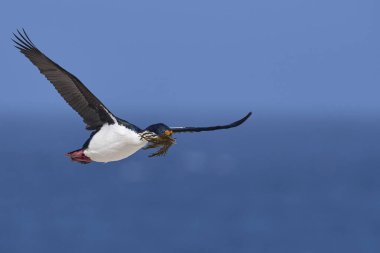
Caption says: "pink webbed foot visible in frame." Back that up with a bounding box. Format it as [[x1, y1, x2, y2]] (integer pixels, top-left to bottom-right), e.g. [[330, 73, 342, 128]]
[[66, 149, 92, 164]]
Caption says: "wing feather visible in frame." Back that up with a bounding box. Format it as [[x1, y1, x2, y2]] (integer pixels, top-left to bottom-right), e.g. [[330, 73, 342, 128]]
[[13, 29, 115, 130], [170, 112, 252, 133]]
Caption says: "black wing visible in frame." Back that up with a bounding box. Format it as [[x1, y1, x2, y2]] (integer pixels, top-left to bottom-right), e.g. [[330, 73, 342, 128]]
[[170, 112, 252, 133], [13, 29, 115, 130]]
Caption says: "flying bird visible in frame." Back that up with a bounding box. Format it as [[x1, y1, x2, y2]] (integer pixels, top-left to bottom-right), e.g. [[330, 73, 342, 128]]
[[13, 29, 251, 164]]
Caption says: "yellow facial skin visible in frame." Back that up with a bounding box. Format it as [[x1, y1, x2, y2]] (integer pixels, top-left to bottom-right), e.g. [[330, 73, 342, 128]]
[[164, 130, 173, 136]]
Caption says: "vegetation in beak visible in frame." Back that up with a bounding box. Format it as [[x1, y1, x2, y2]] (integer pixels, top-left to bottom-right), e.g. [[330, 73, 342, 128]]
[[140, 132, 176, 157]]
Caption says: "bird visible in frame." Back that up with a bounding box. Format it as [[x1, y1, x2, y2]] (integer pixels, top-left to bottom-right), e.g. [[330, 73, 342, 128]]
[[12, 29, 252, 164]]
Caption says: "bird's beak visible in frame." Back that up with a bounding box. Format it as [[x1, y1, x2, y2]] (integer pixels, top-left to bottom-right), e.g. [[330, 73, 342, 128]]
[[164, 130, 173, 136]]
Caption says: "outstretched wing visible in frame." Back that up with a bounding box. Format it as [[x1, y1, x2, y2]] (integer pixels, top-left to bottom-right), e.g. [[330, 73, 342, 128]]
[[13, 29, 115, 130], [170, 112, 252, 133]]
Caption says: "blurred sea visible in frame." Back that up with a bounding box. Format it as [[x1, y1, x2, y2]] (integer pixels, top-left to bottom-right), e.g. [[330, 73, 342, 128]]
[[0, 112, 379, 253]]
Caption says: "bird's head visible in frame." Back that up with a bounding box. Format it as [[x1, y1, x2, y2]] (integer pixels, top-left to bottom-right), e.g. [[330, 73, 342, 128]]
[[144, 123, 173, 136], [141, 123, 175, 157]]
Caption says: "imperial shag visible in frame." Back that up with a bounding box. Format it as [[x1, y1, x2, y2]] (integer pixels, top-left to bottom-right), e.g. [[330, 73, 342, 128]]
[[13, 29, 252, 164]]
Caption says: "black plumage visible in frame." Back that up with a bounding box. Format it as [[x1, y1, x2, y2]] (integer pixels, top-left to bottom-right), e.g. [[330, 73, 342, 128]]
[[170, 112, 252, 133], [13, 29, 115, 130], [13, 29, 252, 161]]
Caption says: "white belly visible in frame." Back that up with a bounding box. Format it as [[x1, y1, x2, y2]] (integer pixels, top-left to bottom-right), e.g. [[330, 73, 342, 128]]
[[84, 124, 148, 163]]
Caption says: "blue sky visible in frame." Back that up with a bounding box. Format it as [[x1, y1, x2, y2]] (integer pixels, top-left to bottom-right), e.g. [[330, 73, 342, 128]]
[[0, 0, 379, 118], [1, 2, 380, 252]]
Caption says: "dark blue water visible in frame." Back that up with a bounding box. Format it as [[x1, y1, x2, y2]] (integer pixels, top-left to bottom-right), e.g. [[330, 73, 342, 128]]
[[0, 113, 379, 253]]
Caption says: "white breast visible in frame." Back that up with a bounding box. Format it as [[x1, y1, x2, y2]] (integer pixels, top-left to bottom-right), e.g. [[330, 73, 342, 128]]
[[84, 124, 148, 163]]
